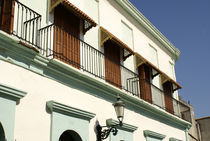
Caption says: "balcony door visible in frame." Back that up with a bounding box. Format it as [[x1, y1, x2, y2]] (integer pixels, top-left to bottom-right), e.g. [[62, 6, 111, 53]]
[[0, 0, 14, 34], [54, 4, 80, 68], [163, 81, 174, 114], [104, 40, 122, 88], [138, 64, 152, 103]]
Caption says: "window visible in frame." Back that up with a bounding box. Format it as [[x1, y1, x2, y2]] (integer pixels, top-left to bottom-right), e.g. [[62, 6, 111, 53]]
[[0, 0, 14, 33], [149, 45, 158, 67], [53, 4, 81, 68], [169, 61, 175, 79], [121, 21, 133, 49], [46, 101, 95, 141], [149, 45, 160, 88], [104, 40, 122, 88], [0, 84, 26, 141], [59, 130, 82, 141], [107, 119, 137, 141]]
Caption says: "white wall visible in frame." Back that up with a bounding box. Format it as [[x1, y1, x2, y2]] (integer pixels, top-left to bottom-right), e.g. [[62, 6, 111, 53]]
[[0, 59, 186, 141]]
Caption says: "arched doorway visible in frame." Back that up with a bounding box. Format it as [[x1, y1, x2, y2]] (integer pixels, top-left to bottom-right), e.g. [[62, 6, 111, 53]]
[[0, 122, 5, 141], [59, 130, 82, 141]]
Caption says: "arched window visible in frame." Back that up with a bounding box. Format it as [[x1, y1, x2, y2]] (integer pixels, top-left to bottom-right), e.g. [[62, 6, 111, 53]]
[[59, 130, 82, 141], [0, 123, 5, 141]]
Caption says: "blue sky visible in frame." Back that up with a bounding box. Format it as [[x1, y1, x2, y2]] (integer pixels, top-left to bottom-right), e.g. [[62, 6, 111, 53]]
[[129, 0, 210, 118]]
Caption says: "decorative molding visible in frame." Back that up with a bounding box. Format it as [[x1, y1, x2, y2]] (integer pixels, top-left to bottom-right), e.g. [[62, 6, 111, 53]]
[[169, 137, 183, 141], [144, 130, 166, 139], [106, 118, 138, 132], [46, 100, 96, 121], [113, 0, 180, 61], [0, 83, 27, 101]]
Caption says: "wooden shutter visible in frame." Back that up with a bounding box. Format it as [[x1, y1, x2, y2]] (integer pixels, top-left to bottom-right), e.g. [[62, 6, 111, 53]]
[[54, 4, 80, 69], [0, 0, 14, 34], [104, 40, 122, 88], [138, 64, 152, 103], [163, 81, 174, 114]]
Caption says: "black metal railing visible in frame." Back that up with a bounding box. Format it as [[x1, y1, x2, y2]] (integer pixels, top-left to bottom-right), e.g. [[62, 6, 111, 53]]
[[39, 24, 138, 93], [128, 79, 192, 122], [151, 81, 191, 122], [13, 0, 41, 47], [150, 82, 165, 109], [126, 77, 140, 96], [0, 0, 41, 47], [178, 101, 192, 123]]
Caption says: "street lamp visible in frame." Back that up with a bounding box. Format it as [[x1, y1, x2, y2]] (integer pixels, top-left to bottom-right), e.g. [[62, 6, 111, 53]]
[[96, 96, 125, 141]]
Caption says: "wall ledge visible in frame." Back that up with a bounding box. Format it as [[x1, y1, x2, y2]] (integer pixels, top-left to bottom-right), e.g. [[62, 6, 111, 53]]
[[0, 83, 27, 101], [144, 130, 166, 139], [106, 118, 138, 132], [46, 100, 96, 121]]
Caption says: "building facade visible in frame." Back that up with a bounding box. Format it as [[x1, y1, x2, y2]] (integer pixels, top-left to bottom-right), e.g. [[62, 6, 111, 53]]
[[196, 117, 210, 141], [179, 99, 199, 141], [0, 0, 191, 141]]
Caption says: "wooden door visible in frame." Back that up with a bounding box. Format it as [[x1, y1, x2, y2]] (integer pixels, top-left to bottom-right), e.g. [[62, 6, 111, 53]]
[[104, 40, 122, 88], [163, 81, 174, 114], [54, 4, 80, 68], [0, 0, 14, 34], [138, 64, 152, 103]]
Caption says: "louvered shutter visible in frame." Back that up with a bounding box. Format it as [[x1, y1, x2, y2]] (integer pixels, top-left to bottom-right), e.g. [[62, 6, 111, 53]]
[[163, 81, 174, 114], [138, 64, 152, 103], [104, 40, 122, 88], [54, 5, 80, 68]]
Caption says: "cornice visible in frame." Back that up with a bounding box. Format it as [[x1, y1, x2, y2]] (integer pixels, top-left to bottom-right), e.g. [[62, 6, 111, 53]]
[[46, 100, 96, 121], [169, 137, 183, 141], [144, 130, 166, 139], [106, 118, 138, 132], [0, 83, 27, 101], [113, 0, 180, 61]]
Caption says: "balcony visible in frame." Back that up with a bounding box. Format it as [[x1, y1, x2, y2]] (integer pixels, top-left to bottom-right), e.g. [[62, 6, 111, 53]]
[[0, 0, 41, 47], [39, 24, 138, 91], [0, 0, 191, 123], [128, 79, 192, 123]]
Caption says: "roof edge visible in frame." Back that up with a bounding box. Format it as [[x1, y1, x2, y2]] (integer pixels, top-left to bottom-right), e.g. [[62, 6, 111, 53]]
[[114, 0, 181, 61]]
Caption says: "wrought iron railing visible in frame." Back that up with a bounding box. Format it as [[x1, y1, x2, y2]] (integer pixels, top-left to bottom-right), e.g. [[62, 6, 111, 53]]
[[39, 24, 138, 93], [0, 0, 41, 47], [150, 83, 165, 109], [128, 79, 192, 123], [126, 77, 140, 97]]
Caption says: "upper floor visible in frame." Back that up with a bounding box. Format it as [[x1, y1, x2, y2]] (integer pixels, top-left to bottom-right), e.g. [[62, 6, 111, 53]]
[[0, 0, 191, 123]]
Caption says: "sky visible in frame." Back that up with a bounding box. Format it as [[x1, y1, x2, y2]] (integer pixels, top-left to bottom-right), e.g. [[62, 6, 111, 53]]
[[129, 0, 210, 118]]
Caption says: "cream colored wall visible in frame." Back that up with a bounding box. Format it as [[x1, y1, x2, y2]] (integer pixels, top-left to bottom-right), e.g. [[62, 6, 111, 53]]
[[0, 60, 185, 141]]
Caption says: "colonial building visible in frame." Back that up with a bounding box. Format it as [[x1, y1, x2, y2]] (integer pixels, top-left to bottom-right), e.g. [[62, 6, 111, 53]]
[[0, 0, 191, 141]]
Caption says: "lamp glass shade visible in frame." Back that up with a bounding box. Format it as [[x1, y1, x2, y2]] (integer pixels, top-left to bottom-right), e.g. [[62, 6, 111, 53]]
[[113, 96, 125, 123], [114, 106, 124, 121]]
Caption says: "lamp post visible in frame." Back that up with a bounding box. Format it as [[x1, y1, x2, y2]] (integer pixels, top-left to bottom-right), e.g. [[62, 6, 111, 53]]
[[96, 96, 125, 141]]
